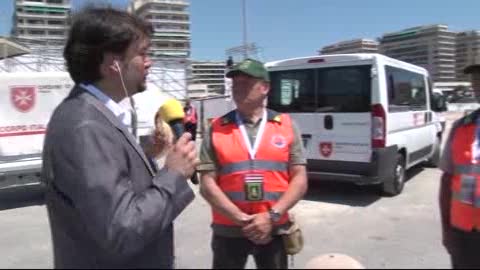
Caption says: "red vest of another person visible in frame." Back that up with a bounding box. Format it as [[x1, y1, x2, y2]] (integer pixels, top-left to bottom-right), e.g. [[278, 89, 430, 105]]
[[450, 113, 480, 232]]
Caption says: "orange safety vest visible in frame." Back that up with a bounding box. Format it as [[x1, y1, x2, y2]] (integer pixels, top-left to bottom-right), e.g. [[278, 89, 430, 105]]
[[450, 114, 480, 232], [210, 110, 293, 235], [184, 105, 198, 124]]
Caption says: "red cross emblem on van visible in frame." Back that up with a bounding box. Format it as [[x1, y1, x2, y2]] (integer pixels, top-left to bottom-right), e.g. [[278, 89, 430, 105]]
[[320, 142, 333, 157], [10, 86, 36, 113]]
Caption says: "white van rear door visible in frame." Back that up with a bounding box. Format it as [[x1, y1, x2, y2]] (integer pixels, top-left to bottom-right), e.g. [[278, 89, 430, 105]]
[[291, 113, 372, 162], [268, 65, 373, 163]]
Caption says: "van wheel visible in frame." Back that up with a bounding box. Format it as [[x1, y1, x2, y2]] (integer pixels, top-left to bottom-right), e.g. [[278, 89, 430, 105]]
[[382, 154, 406, 196], [425, 137, 441, 168]]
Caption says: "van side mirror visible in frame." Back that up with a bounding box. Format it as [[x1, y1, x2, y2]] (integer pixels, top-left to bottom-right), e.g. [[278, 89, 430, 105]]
[[431, 93, 448, 112]]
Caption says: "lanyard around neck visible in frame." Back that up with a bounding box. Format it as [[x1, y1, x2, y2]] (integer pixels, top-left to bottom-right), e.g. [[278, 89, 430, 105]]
[[236, 110, 268, 160]]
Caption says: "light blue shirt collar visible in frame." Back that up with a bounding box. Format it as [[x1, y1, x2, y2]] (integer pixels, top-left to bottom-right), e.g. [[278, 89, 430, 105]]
[[80, 83, 131, 127]]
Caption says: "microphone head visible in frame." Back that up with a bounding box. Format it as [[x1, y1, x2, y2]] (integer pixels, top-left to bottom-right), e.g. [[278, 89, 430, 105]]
[[159, 98, 185, 123]]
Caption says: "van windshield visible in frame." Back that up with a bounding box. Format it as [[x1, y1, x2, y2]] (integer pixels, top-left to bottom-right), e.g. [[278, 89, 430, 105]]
[[268, 65, 372, 113]]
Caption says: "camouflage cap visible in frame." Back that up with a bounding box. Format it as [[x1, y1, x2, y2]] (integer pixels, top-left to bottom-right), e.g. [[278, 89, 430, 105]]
[[226, 58, 270, 82]]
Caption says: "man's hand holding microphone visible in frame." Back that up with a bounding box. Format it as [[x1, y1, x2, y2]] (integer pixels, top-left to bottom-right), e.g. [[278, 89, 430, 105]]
[[155, 98, 200, 182], [166, 133, 197, 179]]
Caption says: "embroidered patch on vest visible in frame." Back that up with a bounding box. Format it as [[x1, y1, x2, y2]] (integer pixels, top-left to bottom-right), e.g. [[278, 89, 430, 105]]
[[271, 135, 287, 149]]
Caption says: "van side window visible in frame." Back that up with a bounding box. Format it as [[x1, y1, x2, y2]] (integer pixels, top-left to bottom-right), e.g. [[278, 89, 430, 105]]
[[386, 66, 427, 112]]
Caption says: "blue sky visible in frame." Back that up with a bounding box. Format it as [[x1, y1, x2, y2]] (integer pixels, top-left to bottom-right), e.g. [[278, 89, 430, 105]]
[[0, 0, 479, 62]]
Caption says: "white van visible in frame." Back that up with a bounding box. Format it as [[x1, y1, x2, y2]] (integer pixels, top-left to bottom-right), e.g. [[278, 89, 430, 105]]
[[0, 71, 169, 190], [266, 54, 445, 196], [0, 72, 72, 189]]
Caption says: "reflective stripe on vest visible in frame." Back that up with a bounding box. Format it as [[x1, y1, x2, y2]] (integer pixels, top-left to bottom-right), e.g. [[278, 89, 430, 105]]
[[225, 191, 284, 202], [220, 160, 288, 175], [454, 164, 480, 174], [452, 191, 480, 208], [450, 121, 480, 232]]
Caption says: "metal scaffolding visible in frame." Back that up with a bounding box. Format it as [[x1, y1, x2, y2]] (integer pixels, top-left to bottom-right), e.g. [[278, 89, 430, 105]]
[[0, 38, 189, 100]]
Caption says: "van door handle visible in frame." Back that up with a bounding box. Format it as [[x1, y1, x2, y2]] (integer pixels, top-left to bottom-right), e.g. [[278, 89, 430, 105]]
[[425, 112, 432, 123], [324, 115, 333, 130], [301, 134, 312, 147]]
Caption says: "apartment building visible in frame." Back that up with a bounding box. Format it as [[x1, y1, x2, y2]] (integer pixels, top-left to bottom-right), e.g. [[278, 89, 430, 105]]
[[188, 61, 226, 97], [130, 0, 190, 58], [379, 25, 456, 82], [320, 39, 379, 55], [12, 0, 71, 45], [456, 31, 480, 81]]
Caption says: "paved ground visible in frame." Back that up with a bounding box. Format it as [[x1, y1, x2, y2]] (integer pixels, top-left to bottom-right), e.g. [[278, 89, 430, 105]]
[[0, 167, 451, 269], [175, 168, 450, 269], [0, 113, 463, 269]]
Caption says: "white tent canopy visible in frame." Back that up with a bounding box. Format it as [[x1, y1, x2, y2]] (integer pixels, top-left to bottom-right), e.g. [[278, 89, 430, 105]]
[[0, 38, 31, 60]]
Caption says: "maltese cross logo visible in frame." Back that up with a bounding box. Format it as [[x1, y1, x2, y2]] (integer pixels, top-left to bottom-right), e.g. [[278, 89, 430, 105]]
[[11, 86, 36, 113], [320, 142, 333, 157]]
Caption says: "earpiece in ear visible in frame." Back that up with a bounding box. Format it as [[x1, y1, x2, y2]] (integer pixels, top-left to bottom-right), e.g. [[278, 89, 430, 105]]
[[114, 60, 121, 73]]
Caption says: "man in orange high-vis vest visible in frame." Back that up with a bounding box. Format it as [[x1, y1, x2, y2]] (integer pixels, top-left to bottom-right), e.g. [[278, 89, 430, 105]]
[[198, 59, 308, 269], [183, 99, 198, 141], [440, 57, 480, 269]]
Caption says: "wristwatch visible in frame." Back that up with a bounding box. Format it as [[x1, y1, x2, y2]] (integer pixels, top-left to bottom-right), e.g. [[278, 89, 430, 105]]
[[268, 208, 282, 222]]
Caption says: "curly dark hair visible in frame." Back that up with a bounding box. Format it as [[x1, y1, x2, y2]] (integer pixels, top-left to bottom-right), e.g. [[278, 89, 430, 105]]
[[64, 7, 153, 84]]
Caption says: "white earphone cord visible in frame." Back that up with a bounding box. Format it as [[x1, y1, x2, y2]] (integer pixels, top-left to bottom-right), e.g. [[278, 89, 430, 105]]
[[116, 61, 138, 138]]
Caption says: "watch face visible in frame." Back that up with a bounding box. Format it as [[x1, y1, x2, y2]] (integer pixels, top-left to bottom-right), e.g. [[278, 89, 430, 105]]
[[270, 210, 281, 222]]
